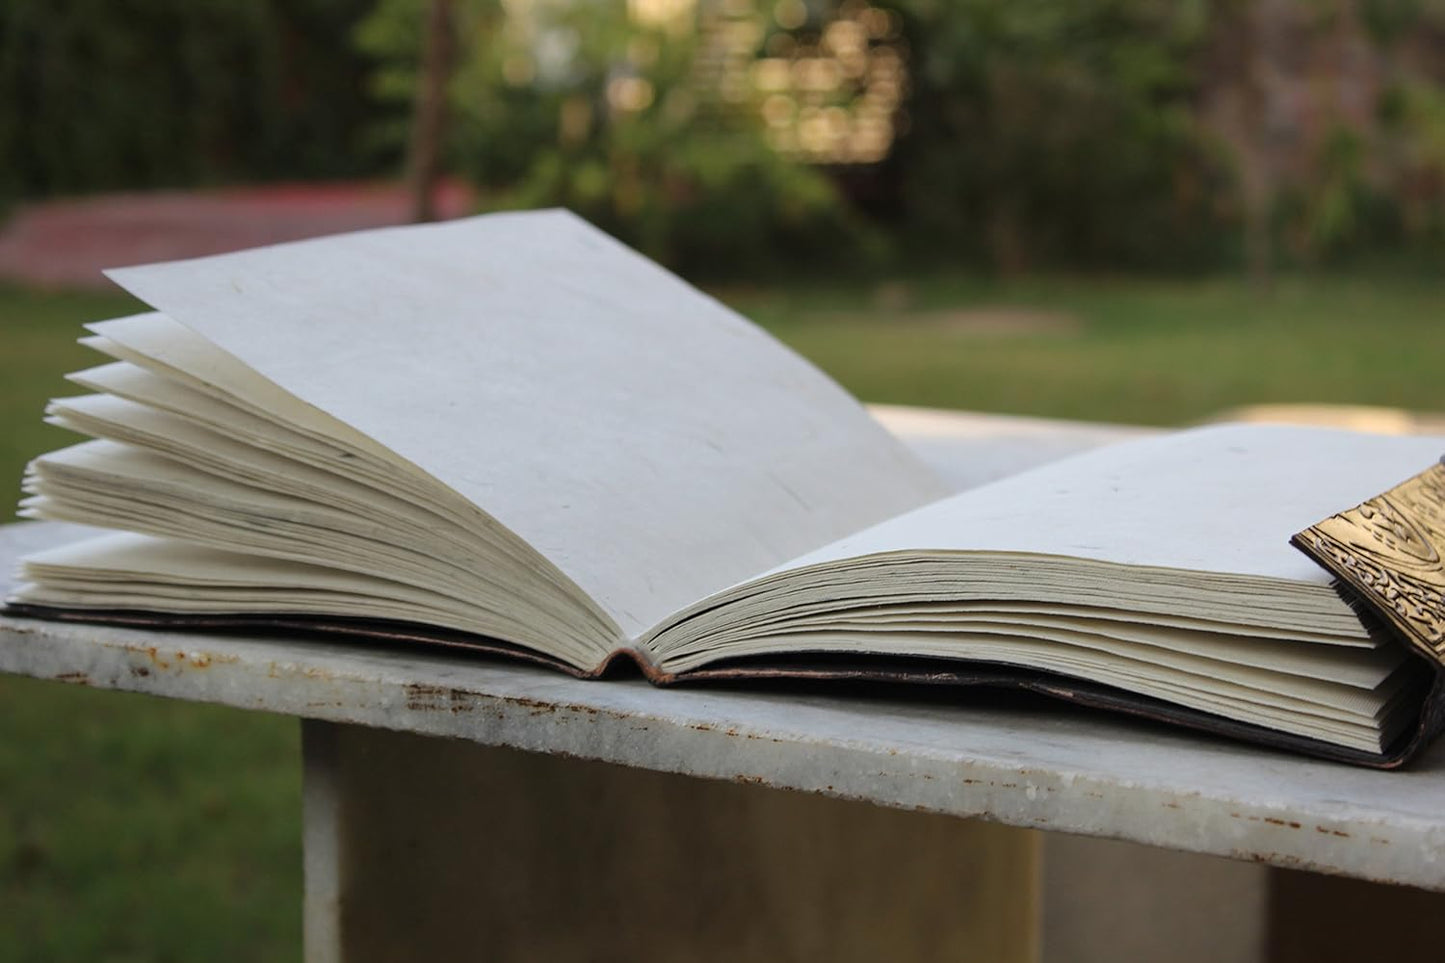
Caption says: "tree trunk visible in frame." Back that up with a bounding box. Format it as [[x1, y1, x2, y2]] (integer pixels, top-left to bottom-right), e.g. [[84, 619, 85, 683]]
[[406, 0, 456, 224], [988, 197, 1028, 277], [1240, 163, 1274, 296]]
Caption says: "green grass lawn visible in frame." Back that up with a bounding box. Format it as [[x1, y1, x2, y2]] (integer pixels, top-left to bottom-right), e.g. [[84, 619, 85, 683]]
[[726, 273, 1445, 424], [2, 290, 302, 961], [0, 272, 1441, 960]]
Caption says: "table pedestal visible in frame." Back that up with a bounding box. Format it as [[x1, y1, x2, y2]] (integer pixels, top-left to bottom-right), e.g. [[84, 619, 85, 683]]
[[302, 721, 1298, 963], [302, 721, 1039, 962]]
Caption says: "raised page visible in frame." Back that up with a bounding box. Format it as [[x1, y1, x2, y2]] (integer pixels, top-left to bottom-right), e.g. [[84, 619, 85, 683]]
[[103, 210, 946, 642]]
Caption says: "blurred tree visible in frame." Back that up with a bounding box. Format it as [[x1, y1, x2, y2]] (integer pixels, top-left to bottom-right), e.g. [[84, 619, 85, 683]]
[[0, 0, 384, 210], [1198, 0, 1445, 278], [358, 0, 867, 274], [891, 0, 1219, 273], [12, 0, 1445, 275], [1363, 0, 1445, 259], [1197, 0, 1281, 290], [407, 0, 457, 221]]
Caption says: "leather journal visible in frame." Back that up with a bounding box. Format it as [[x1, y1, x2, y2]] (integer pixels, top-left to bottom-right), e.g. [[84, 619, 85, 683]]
[[7, 210, 1444, 767]]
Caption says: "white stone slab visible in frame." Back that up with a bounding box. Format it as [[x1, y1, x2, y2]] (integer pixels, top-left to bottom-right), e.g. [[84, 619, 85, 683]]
[[4, 515, 1445, 890], [6, 411, 1443, 891]]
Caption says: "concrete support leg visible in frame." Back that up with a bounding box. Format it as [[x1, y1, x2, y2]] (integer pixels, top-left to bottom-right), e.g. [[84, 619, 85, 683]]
[[302, 720, 1445, 963], [1037, 829, 1445, 963], [301, 720, 1041, 963], [1039, 834, 1269, 963], [302, 721, 344, 963]]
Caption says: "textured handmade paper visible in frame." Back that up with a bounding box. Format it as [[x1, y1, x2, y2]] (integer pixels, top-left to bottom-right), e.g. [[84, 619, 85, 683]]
[[106, 210, 945, 639]]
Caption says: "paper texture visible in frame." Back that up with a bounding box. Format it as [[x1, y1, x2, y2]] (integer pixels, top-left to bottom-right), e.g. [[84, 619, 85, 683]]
[[104, 210, 945, 640], [781, 424, 1445, 585]]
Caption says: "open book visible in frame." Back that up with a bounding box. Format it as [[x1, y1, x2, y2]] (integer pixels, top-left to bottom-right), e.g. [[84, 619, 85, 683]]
[[7, 210, 1445, 767]]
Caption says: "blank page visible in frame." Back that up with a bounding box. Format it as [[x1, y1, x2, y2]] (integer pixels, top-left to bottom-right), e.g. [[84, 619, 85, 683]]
[[780, 423, 1443, 584], [105, 210, 945, 640]]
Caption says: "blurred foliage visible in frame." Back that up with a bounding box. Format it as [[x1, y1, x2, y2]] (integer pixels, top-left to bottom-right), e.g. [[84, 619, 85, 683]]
[[893, 0, 1222, 271], [11, 0, 1445, 273], [351, 0, 1445, 274], [1371, 73, 1445, 253], [358, 0, 868, 274], [0, 0, 384, 208]]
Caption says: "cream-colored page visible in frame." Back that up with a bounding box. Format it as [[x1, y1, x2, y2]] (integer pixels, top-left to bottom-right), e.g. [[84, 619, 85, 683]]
[[777, 423, 1443, 582], [104, 210, 945, 641]]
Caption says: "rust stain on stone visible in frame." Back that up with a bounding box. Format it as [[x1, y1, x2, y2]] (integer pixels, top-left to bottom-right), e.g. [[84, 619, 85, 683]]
[[403, 683, 488, 715], [132, 645, 238, 672], [509, 696, 558, 716], [404, 683, 448, 711]]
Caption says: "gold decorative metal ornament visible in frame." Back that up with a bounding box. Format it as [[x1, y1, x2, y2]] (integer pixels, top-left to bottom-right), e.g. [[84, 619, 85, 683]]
[[1294, 461, 1445, 667]]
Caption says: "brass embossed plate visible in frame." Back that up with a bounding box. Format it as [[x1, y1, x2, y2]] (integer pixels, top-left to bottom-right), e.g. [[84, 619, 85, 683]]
[[1293, 460, 1445, 668]]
